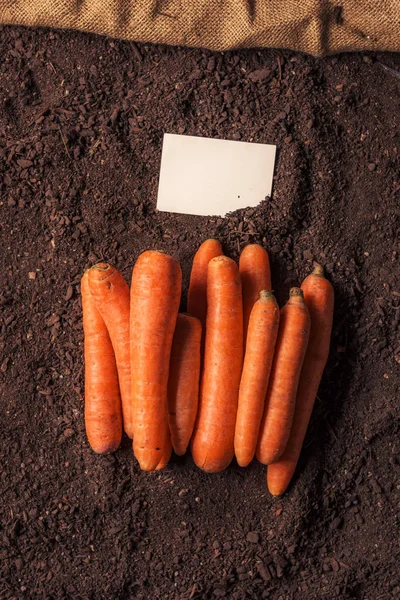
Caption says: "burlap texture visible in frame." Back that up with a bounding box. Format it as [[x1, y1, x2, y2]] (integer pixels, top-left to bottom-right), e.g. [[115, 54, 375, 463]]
[[0, 0, 399, 55]]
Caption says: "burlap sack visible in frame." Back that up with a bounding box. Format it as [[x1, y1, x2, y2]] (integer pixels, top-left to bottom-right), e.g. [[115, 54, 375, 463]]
[[0, 0, 399, 55]]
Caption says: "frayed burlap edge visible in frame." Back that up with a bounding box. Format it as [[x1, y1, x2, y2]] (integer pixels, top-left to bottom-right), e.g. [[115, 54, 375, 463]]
[[1, 0, 399, 55]]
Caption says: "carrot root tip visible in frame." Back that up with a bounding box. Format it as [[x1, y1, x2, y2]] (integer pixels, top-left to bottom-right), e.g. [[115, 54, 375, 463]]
[[269, 487, 285, 497]]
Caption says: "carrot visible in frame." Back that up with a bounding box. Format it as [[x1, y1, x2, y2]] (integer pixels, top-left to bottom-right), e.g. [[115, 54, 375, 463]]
[[239, 244, 271, 347], [191, 256, 243, 472], [234, 290, 280, 467], [81, 272, 122, 454], [168, 313, 202, 456], [130, 251, 181, 471], [155, 452, 171, 471], [256, 288, 310, 465], [187, 239, 223, 330], [268, 265, 334, 495], [88, 263, 133, 439]]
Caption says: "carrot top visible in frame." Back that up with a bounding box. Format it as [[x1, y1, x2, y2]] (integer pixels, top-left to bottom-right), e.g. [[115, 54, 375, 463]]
[[312, 264, 325, 277], [289, 287, 303, 297]]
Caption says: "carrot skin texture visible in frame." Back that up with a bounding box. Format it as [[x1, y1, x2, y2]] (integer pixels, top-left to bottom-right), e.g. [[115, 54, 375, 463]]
[[155, 448, 172, 470], [168, 313, 202, 456], [191, 256, 243, 473], [234, 291, 280, 467], [187, 239, 223, 329], [268, 266, 334, 495], [88, 263, 133, 438], [130, 251, 182, 471], [239, 244, 272, 346], [256, 288, 310, 465], [81, 272, 122, 454]]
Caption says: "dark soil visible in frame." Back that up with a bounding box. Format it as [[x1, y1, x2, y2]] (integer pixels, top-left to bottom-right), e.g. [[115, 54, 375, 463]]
[[1, 25, 400, 600]]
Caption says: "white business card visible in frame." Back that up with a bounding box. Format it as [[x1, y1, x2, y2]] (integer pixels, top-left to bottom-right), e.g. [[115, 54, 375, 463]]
[[156, 134, 276, 217]]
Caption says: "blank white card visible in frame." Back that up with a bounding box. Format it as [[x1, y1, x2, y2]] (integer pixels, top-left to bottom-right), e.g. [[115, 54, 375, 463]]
[[156, 134, 276, 217]]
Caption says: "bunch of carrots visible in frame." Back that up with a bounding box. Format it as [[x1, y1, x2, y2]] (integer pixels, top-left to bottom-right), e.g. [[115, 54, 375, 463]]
[[81, 241, 334, 496]]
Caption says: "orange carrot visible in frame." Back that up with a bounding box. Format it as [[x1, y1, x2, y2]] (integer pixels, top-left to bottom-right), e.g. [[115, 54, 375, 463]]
[[168, 313, 202, 456], [256, 288, 310, 465], [130, 251, 181, 471], [81, 271, 122, 454], [155, 452, 170, 471], [191, 256, 243, 472], [234, 291, 280, 467], [187, 239, 223, 330], [88, 263, 133, 439], [239, 244, 271, 347], [268, 265, 334, 495]]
